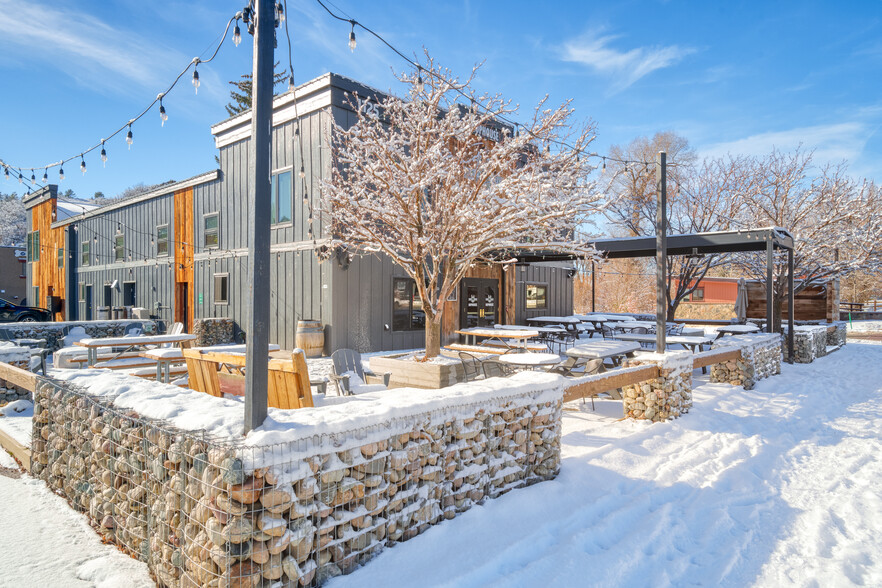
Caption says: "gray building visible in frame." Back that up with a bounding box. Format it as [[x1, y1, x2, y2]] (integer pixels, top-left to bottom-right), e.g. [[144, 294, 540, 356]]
[[0, 245, 27, 303], [25, 73, 573, 352]]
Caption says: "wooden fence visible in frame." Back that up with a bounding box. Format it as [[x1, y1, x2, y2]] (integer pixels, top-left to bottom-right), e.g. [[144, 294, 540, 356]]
[[0, 361, 36, 471]]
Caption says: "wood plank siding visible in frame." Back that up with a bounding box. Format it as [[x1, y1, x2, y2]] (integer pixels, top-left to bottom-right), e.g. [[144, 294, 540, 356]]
[[24, 190, 67, 319], [25, 73, 574, 353]]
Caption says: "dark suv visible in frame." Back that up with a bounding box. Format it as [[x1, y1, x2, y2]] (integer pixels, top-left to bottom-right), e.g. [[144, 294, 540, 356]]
[[0, 298, 52, 322]]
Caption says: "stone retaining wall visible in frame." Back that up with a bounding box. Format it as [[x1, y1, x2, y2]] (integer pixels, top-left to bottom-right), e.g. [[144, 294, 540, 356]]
[[2, 320, 157, 353], [193, 318, 235, 347], [785, 326, 829, 363], [0, 345, 32, 402], [31, 374, 562, 587], [621, 350, 693, 422], [827, 322, 847, 348], [710, 334, 781, 389]]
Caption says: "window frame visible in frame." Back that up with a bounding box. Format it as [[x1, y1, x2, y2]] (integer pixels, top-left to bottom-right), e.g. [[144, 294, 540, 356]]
[[391, 277, 425, 332], [525, 282, 548, 310], [81, 240, 91, 267], [27, 231, 40, 262], [271, 169, 294, 226], [79, 282, 86, 302], [213, 273, 229, 305], [156, 224, 169, 257], [57, 246, 64, 268], [691, 287, 705, 302], [204, 212, 219, 249], [114, 233, 125, 262]]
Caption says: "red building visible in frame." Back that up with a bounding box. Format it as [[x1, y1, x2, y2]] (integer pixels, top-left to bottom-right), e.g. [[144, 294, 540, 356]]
[[673, 277, 739, 304]]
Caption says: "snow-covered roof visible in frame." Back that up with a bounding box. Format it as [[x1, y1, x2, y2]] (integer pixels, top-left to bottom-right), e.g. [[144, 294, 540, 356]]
[[55, 199, 98, 221]]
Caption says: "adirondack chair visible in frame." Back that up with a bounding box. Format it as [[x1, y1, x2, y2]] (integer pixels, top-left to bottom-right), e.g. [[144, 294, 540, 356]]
[[330, 349, 391, 395], [182, 349, 314, 409]]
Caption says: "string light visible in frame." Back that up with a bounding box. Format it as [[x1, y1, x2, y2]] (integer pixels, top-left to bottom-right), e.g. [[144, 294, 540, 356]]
[[59, 166, 64, 180], [299, 165, 305, 179], [100, 142, 107, 167], [18, 172, 22, 184], [42, 169, 48, 183], [601, 158, 606, 174], [233, 19, 242, 47], [276, 2, 285, 22], [288, 75, 295, 92], [3, 167, 7, 180], [30, 172, 36, 182], [159, 94, 168, 126], [80, 155, 86, 175], [126, 123, 133, 149], [348, 20, 357, 52], [192, 59, 201, 94], [415, 66, 424, 93]]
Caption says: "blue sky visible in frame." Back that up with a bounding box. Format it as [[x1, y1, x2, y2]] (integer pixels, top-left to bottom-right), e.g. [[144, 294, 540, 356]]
[[1, 0, 881, 200]]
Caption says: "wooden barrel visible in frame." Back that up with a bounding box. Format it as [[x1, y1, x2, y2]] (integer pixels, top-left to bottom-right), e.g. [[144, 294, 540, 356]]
[[295, 320, 325, 358]]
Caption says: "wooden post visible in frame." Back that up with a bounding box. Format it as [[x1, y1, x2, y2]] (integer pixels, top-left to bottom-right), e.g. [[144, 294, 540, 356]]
[[655, 151, 667, 352], [244, 0, 274, 434], [591, 260, 595, 312], [787, 247, 794, 362], [766, 238, 774, 334]]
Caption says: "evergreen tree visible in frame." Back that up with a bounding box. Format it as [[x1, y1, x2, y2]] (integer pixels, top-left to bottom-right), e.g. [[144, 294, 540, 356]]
[[225, 62, 287, 116]]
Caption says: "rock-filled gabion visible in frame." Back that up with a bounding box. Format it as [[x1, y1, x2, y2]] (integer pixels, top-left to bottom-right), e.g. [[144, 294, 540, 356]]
[[827, 322, 847, 348], [786, 326, 828, 363], [710, 334, 781, 389], [2, 320, 157, 353], [0, 352, 32, 402], [193, 319, 235, 347], [31, 378, 561, 587], [621, 351, 693, 422]]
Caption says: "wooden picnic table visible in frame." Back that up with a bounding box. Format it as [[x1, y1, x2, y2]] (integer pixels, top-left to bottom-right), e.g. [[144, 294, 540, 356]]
[[141, 344, 280, 383], [565, 341, 641, 366], [74, 333, 197, 367], [613, 333, 716, 353], [526, 316, 584, 333], [572, 314, 635, 331], [716, 324, 760, 338], [495, 323, 568, 335], [456, 327, 538, 350]]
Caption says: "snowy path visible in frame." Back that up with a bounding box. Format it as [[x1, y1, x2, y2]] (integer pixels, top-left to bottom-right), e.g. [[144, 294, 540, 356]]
[[0, 449, 153, 587], [332, 343, 882, 587]]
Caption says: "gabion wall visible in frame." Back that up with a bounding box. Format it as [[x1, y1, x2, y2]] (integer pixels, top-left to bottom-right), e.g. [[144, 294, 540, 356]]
[[0, 349, 32, 402], [621, 351, 693, 422], [31, 377, 561, 587], [827, 322, 847, 348], [710, 334, 782, 389], [193, 318, 235, 347], [2, 320, 157, 352]]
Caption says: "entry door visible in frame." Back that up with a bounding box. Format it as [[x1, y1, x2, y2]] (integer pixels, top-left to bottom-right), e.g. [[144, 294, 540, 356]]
[[461, 278, 499, 329], [84, 285, 93, 320], [175, 282, 189, 331]]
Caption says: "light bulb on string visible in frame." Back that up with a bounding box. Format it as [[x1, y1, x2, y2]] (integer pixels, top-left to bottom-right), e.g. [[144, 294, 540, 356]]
[[233, 21, 242, 47], [158, 94, 168, 126], [3, 167, 8, 180], [100, 142, 107, 167], [415, 67, 424, 93], [42, 169, 48, 183], [80, 155, 86, 175], [31, 172, 36, 182], [288, 75, 295, 93], [59, 166, 65, 180], [277, 2, 285, 22], [126, 124, 134, 149], [18, 172, 22, 184], [192, 59, 201, 94], [348, 21, 357, 52], [299, 165, 305, 179], [601, 158, 606, 174]]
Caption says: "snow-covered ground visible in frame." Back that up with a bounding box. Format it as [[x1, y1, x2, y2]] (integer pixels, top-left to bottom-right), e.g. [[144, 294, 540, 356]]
[[1, 343, 881, 586], [330, 342, 882, 587]]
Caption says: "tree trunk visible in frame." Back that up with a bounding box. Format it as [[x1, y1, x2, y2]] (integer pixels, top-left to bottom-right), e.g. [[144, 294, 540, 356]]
[[772, 296, 784, 333], [425, 319, 442, 359]]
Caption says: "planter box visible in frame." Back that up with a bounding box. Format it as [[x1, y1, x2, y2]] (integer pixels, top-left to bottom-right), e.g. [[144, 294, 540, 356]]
[[370, 353, 465, 389]]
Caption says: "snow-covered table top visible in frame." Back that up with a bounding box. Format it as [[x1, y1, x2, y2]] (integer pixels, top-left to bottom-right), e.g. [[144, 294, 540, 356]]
[[614, 333, 715, 346], [456, 327, 538, 339], [526, 316, 583, 325], [716, 324, 761, 334], [572, 314, 636, 323], [495, 324, 567, 334], [74, 333, 197, 347], [141, 343, 280, 360], [496, 352, 561, 367], [566, 341, 641, 359]]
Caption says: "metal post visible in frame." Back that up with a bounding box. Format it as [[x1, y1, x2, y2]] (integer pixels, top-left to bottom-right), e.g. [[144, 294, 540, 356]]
[[766, 239, 774, 334], [591, 261, 595, 312], [656, 151, 667, 352], [244, 0, 274, 434], [787, 248, 795, 363]]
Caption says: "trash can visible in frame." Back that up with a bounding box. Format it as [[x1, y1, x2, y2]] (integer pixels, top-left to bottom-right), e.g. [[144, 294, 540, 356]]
[[112, 306, 125, 319], [97, 306, 110, 320]]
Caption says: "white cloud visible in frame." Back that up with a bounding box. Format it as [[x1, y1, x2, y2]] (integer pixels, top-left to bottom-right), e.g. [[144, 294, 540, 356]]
[[700, 122, 871, 165], [561, 31, 695, 94]]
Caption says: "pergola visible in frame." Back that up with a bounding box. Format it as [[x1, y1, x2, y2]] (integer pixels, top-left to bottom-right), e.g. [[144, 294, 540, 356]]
[[510, 227, 796, 363]]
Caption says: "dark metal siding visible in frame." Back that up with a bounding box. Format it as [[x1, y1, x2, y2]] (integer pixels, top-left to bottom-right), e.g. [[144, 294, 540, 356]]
[[515, 263, 574, 324]]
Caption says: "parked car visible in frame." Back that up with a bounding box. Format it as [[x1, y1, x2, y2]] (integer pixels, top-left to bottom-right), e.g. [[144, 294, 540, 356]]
[[0, 298, 52, 322]]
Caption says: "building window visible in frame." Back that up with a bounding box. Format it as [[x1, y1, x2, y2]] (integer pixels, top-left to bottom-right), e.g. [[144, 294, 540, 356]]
[[204, 213, 219, 248], [79, 283, 86, 301], [26, 231, 40, 262], [271, 171, 293, 224], [392, 278, 424, 331], [57, 246, 64, 268], [691, 288, 704, 302], [81, 241, 91, 266], [526, 283, 548, 310], [114, 233, 125, 262], [156, 225, 169, 256], [214, 273, 229, 304]]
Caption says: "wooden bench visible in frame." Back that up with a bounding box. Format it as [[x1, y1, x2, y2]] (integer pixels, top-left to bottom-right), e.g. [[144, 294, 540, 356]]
[[444, 343, 509, 355], [67, 351, 145, 365], [482, 341, 548, 352], [183, 349, 314, 409]]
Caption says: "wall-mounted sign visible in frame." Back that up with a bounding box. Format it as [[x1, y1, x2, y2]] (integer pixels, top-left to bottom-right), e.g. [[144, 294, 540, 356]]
[[14, 250, 26, 258], [198, 293, 203, 305]]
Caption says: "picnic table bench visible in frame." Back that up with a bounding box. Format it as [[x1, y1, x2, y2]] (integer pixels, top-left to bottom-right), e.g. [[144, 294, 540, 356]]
[[141, 344, 280, 383], [74, 333, 196, 367], [455, 327, 539, 350]]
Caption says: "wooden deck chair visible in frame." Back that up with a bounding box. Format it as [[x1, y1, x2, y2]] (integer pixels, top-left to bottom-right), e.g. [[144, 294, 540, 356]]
[[182, 348, 222, 397], [330, 349, 390, 395]]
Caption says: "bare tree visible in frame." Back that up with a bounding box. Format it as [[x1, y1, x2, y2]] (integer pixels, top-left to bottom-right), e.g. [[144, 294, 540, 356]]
[[603, 133, 747, 319], [733, 149, 882, 330], [321, 55, 606, 357], [0, 192, 26, 246]]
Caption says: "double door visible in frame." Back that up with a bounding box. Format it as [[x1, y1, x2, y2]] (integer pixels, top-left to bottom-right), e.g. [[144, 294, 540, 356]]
[[460, 278, 499, 329]]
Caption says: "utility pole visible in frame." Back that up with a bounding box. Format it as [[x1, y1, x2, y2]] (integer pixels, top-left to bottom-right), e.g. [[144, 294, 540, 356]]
[[244, 0, 273, 433], [655, 151, 667, 352]]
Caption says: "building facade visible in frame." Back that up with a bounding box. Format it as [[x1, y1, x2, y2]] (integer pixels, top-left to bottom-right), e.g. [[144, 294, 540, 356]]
[[24, 73, 573, 352], [0, 245, 27, 303]]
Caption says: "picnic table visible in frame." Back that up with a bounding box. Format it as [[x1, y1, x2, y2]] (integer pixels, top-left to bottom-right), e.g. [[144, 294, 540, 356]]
[[456, 327, 538, 350], [565, 340, 641, 366], [572, 314, 635, 331], [716, 324, 760, 337], [495, 352, 561, 371], [74, 333, 197, 367], [526, 316, 584, 333], [141, 344, 280, 383], [613, 333, 716, 353]]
